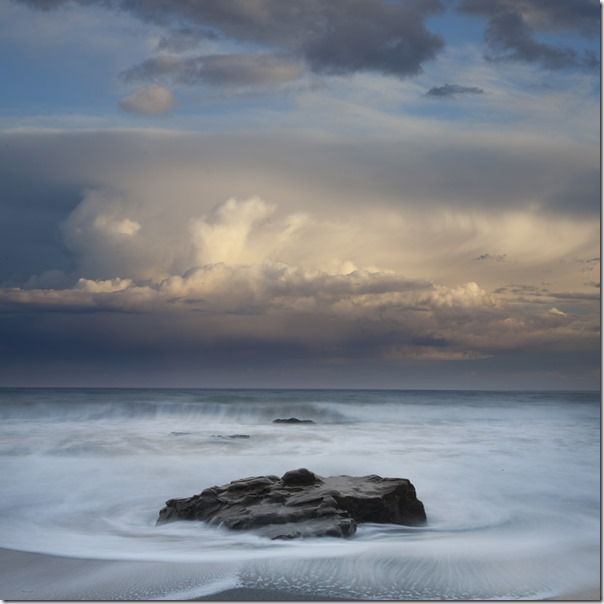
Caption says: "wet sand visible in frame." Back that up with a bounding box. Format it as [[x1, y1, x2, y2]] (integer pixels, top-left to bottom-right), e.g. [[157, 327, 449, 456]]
[[0, 548, 340, 601], [0, 547, 599, 601], [0, 547, 241, 600], [553, 587, 601, 601], [197, 587, 602, 602], [195, 587, 349, 600]]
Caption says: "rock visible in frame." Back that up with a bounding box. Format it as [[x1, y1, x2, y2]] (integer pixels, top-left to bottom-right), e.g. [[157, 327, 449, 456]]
[[157, 468, 426, 539], [282, 468, 317, 485], [272, 418, 315, 424], [211, 434, 251, 439]]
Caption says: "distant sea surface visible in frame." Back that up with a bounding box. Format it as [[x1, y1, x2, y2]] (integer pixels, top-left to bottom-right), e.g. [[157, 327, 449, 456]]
[[0, 388, 599, 600]]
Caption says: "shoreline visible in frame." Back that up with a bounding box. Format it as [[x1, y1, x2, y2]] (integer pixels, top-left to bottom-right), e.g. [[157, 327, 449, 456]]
[[196, 586, 602, 602], [0, 548, 350, 601], [0, 547, 241, 601], [0, 547, 599, 601]]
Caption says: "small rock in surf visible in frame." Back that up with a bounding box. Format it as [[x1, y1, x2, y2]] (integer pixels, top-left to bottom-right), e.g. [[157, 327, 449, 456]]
[[272, 417, 315, 424], [157, 468, 426, 539]]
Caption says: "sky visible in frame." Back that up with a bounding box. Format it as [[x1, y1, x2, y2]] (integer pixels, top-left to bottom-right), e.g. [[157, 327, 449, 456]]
[[0, 0, 600, 389]]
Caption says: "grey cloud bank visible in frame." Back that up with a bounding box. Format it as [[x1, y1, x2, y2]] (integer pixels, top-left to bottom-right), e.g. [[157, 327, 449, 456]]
[[426, 84, 485, 98], [123, 54, 306, 88], [0, 128, 599, 388], [459, 0, 599, 69], [19, 0, 446, 83], [16, 0, 599, 91]]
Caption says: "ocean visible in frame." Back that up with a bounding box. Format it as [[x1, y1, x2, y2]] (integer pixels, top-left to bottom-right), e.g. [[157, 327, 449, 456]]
[[0, 388, 599, 600]]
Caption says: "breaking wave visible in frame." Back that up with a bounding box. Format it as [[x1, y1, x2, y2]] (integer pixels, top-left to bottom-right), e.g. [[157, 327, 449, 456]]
[[0, 388, 599, 599]]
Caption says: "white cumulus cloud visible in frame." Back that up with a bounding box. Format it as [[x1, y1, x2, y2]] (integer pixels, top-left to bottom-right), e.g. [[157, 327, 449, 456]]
[[191, 196, 276, 265], [118, 84, 174, 116]]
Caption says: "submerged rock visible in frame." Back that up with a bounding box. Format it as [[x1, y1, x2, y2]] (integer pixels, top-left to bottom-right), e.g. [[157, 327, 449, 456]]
[[272, 417, 315, 424], [157, 468, 426, 539]]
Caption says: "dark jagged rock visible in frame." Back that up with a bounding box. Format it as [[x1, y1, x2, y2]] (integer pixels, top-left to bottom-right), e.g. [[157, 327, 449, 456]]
[[272, 417, 315, 424], [282, 468, 317, 485], [157, 468, 426, 539]]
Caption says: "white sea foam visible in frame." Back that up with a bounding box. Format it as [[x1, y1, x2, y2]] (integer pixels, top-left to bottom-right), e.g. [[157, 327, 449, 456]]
[[0, 389, 599, 599]]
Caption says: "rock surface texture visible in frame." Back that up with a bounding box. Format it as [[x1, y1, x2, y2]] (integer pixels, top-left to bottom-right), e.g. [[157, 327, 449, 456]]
[[157, 468, 426, 539]]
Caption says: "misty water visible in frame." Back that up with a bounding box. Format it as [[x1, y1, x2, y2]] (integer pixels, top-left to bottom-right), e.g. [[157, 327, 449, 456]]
[[0, 388, 599, 600]]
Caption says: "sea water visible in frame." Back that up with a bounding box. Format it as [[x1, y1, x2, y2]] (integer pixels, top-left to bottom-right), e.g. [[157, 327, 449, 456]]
[[0, 388, 599, 599]]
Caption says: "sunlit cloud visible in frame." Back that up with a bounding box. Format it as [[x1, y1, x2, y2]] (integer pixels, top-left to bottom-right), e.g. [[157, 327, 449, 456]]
[[119, 84, 174, 116]]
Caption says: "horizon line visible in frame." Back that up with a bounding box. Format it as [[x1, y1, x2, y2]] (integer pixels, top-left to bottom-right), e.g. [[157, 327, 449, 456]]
[[0, 385, 599, 394]]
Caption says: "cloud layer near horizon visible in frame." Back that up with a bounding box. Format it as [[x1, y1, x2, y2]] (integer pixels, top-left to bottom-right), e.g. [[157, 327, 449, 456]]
[[0, 129, 598, 388]]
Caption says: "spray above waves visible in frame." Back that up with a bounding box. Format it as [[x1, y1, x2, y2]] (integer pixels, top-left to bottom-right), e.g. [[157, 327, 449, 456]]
[[0, 388, 596, 426], [0, 398, 350, 425]]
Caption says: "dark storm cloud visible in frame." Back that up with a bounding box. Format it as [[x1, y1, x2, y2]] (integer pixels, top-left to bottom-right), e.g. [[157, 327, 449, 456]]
[[15, 0, 65, 8], [156, 28, 213, 53], [123, 54, 306, 88], [493, 284, 547, 295], [483, 12, 597, 70], [474, 254, 506, 262], [547, 170, 600, 216], [426, 84, 485, 98], [17, 0, 445, 80], [460, 0, 600, 36], [548, 291, 600, 301], [0, 285, 598, 389], [459, 0, 599, 69], [577, 257, 600, 266], [0, 136, 84, 284], [492, 284, 600, 304]]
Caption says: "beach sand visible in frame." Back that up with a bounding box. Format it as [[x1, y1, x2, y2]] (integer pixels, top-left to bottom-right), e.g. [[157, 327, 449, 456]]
[[0, 547, 112, 600], [195, 587, 348, 600], [0, 547, 350, 601], [0, 547, 241, 600], [0, 547, 599, 601], [554, 588, 602, 601]]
